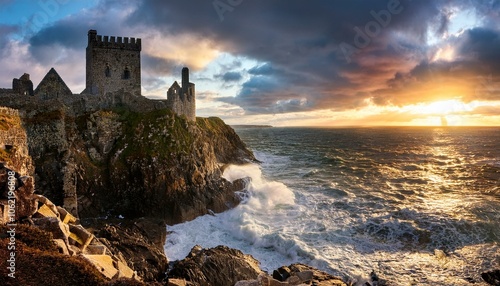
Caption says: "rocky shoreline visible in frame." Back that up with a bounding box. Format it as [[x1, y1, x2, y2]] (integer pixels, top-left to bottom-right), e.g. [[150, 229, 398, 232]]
[[1, 106, 499, 285]]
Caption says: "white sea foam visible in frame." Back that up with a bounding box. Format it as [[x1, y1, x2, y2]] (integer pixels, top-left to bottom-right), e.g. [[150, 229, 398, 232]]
[[165, 163, 305, 272], [166, 127, 500, 285]]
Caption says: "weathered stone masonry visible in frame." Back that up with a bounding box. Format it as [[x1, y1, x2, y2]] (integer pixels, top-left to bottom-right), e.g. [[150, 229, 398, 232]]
[[167, 67, 196, 122], [1, 29, 196, 121], [0, 29, 200, 215], [84, 29, 142, 97]]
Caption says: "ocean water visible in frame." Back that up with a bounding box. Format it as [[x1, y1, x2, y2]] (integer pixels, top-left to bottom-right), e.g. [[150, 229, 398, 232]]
[[165, 127, 500, 285]]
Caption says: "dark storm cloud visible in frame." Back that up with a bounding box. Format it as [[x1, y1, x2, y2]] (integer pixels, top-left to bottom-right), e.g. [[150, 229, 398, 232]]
[[27, 1, 136, 64], [220, 71, 242, 82], [373, 27, 500, 106], [29, 22, 87, 49], [126, 0, 462, 113], [458, 28, 500, 67], [4, 0, 498, 114]]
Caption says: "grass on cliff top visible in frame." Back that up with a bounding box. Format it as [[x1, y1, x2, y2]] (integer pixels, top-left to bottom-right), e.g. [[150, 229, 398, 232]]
[[111, 107, 195, 160], [196, 116, 229, 134]]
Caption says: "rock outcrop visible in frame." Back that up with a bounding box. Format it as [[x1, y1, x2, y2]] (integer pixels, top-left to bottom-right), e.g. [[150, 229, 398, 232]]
[[87, 218, 169, 282], [168, 245, 263, 286], [0, 163, 142, 282], [0, 107, 33, 176], [18, 104, 254, 224], [0, 111, 164, 284], [167, 245, 349, 286], [1, 102, 350, 286]]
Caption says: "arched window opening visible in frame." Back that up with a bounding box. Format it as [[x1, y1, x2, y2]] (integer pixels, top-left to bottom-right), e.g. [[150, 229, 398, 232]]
[[105, 65, 111, 77], [123, 67, 130, 79]]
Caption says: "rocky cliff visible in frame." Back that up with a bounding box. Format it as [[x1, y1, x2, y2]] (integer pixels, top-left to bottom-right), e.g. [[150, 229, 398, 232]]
[[0, 102, 256, 284], [18, 103, 254, 224], [0, 107, 33, 176]]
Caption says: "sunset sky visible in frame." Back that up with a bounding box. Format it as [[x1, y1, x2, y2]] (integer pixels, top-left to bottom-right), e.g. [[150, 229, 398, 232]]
[[0, 0, 499, 126]]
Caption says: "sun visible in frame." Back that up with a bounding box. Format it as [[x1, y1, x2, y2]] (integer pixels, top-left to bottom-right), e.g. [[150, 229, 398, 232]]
[[415, 99, 469, 115], [403, 99, 474, 126]]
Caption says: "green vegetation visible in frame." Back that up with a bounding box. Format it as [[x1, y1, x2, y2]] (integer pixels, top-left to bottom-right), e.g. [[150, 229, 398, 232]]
[[112, 107, 194, 161], [196, 116, 227, 134]]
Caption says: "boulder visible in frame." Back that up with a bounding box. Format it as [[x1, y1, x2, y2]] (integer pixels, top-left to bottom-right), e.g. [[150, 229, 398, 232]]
[[239, 264, 347, 286], [15, 175, 38, 219], [235, 280, 260, 286], [168, 279, 188, 286], [288, 264, 347, 286], [33, 216, 70, 241], [53, 238, 70, 255], [82, 254, 118, 279], [68, 224, 94, 252], [0, 166, 38, 221], [169, 245, 262, 286], [93, 220, 168, 283], [273, 266, 292, 281]]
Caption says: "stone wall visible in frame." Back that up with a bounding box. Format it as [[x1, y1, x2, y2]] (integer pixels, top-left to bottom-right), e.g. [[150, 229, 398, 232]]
[[84, 30, 141, 97], [167, 88, 196, 121], [166, 67, 196, 121], [35, 68, 73, 99]]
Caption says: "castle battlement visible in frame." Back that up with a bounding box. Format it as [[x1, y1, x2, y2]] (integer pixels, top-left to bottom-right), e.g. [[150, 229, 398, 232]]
[[88, 30, 141, 51], [1, 29, 196, 121], [85, 30, 141, 96]]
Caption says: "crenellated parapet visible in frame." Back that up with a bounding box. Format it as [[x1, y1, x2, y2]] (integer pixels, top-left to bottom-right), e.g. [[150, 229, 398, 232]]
[[1, 30, 197, 121], [87, 30, 141, 51], [85, 30, 141, 96]]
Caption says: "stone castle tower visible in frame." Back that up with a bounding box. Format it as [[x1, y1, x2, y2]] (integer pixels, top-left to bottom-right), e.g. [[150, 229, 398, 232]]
[[167, 67, 196, 121], [84, 30, 141, 96]]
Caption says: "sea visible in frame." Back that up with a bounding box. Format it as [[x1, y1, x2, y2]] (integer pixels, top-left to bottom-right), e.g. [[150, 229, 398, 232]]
[[165, 127, 500, 285]]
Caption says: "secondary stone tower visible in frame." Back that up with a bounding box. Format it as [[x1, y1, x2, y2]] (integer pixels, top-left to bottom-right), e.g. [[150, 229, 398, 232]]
[[84, 29, 141, 96], [167, 67, 196, 121]]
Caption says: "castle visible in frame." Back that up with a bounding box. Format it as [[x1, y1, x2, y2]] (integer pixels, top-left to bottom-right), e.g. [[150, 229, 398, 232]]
[[0, 29, 196, 121]]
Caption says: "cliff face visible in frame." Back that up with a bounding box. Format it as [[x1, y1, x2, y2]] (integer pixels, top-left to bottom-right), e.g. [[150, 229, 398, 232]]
[[20, 104, 254, 224], [0, 107, 34, 176]]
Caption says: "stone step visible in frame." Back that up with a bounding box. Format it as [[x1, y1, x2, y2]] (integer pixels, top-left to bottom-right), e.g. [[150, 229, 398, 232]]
[[82, 254, 118, 279]]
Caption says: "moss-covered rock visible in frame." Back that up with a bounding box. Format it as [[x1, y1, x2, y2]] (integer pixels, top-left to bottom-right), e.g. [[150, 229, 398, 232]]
[[18, 105, 255, 224]]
